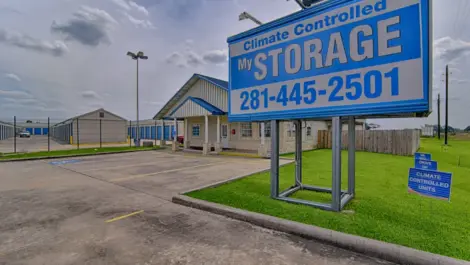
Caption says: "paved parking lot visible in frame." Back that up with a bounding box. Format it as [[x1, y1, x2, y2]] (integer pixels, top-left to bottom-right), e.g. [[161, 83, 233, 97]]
[[0, 135, 71, 154], [0, 151, 394, 265]]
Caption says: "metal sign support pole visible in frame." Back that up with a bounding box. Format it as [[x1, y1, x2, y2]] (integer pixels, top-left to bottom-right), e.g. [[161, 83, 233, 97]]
[[348, 117, 356, 196], [295, 120, 302, 187], [331, 117, 342, 211], [270, 120, 279, 198]]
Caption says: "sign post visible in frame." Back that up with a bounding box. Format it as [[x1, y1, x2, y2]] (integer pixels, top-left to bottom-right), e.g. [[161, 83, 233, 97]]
[[228, 0, 432, 211]]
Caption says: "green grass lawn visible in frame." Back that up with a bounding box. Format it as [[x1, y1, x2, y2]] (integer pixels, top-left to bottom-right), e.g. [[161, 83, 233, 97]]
[[188, 138, 470, 261], [0, 146, 161, 160]]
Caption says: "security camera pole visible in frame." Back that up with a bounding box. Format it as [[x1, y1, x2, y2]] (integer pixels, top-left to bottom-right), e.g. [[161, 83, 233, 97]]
[[239, 12, 263, 25], [289, 0, 326, 9], [127, 51, 148, 147]]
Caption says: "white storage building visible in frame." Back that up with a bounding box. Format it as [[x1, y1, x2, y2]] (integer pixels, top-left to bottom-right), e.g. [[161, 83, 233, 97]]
[[0, 121, 15, 141], [51, 108, 128, 145]]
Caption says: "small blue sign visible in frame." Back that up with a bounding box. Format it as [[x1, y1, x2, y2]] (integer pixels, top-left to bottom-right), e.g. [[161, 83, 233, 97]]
[[408, 168, 452, 201], [49, 159, 81, 166], [414, 152, 431, 160], [415, 159, 437, 170]]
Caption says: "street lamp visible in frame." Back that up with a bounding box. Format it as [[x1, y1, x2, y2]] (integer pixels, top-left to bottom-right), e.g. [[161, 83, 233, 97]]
[[127, 51, 148, 147], [239, 11, 263, 25]]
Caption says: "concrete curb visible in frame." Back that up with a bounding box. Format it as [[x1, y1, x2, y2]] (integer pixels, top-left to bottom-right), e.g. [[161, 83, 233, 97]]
[[172, 195, 469, 265], [0, 148, 163, 163], [184, 158, 295, 194]]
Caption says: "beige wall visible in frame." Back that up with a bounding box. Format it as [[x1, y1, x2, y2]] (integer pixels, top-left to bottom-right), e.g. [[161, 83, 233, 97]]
[[184, 116, 326, 154], [72, 119, 127, 144]]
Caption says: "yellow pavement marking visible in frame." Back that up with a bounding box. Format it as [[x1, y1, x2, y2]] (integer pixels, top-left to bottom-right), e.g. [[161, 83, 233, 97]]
[[110, 162, 228, 182], [105, 210, 144, 223]]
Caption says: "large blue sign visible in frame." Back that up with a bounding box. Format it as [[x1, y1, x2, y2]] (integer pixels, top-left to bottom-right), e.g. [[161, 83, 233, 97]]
[[408, 168, 452, 201], [415, 152, 431, 160], [415, 159, 437, 170], [227, 0, 432, 122]]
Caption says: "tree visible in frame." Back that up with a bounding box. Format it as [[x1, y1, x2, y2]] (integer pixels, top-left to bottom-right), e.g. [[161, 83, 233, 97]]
[[26, 120, 32, 123]]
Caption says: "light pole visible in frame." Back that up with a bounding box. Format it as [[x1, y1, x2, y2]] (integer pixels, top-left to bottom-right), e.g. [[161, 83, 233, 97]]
[[127, 51, 148, 147]]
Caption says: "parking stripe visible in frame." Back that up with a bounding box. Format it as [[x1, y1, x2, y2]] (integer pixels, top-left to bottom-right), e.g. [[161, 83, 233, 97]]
[[105, 210, 144, 223], [110, 162, 228, 182]]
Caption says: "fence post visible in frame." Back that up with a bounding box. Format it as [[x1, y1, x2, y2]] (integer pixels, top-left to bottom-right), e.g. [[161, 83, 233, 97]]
[[48, 117, 50, 152], [77, 118, 80, 150], [13, 116, 16, 153], [100, 119, 102, 148]]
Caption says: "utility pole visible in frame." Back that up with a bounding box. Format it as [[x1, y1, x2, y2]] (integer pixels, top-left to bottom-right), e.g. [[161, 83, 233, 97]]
[[437, 94, 441, 140], [445, 65, 449, 145]]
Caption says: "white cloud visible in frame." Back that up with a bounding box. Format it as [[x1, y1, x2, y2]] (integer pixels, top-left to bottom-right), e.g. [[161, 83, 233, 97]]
[[0, 28, 68, 56], [166, 48, 228, 67], [202, 49, 228, 64], [434, 36, 470, 62], [4, 73, 21, 82], [110, 0, 149, 16], [51, 6, 118, 46], [81, 90, 101, 99], [187, 51, 204, 67], [166, 52, 182, 63], [129, 1, 149, 16], [109, 0, 131, 10], [0, 90, 34, 99], [123, 12, 154, 29]]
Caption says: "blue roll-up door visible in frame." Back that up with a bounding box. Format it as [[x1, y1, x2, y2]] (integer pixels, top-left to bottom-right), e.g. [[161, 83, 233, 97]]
[[128, 127, 131, 136], [157, 126, 162, 140], [151, 127, 156, 139], [42, 128, 49, 135], [131, 127, 136, 138], [26, 128, 33, 134], [145, 127, 150, 139], [34, 128, 41, 135], [140, 127, 145, 139], [164, 126, 170, 140]]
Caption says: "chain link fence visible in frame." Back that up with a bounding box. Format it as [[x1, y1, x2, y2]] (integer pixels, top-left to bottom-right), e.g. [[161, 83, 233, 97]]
[[0, 117, 178, 155]]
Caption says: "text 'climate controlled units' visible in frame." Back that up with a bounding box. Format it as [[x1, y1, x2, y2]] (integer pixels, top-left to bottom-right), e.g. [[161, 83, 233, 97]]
[[228, 0, 431, 122]]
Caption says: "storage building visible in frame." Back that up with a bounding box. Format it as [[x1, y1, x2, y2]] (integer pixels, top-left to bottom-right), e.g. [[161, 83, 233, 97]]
[[0, 121, 15, 141], [153, 74, 364, 156], [51, 108, 128, 145], [127, 119, 182, 142], [17, 122, 51, 136]]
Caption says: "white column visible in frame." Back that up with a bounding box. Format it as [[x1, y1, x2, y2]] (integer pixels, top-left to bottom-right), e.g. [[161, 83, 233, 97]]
[[184, 118, 189, 149], [215, 116, 221, 153], [204, 115, 209, 144], [161, 119, 165, 145], [203, 115, 209, 155], [258, 122, 268, 157], [217, 116, 221, 143], [172, 117, 177, 151], [261, 122, 265, 146]]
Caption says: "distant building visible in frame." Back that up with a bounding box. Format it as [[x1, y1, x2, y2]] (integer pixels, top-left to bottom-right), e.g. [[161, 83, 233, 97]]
[[0, 120, 15, 141], [51, 108, 128, 145]]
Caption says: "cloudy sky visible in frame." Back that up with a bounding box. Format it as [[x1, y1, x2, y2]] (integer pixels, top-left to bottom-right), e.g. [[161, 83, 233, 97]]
[[0, 0, 469, 128]]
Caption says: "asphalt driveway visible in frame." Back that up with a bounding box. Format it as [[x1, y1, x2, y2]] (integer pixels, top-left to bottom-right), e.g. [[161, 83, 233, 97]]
[[0, 151, 394, 265]]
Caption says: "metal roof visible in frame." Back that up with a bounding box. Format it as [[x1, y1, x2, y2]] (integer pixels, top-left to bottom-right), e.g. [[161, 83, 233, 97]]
[[168, 97, 225, 118], [52, 108, 128, 127], [153, 74, 228, 120]]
